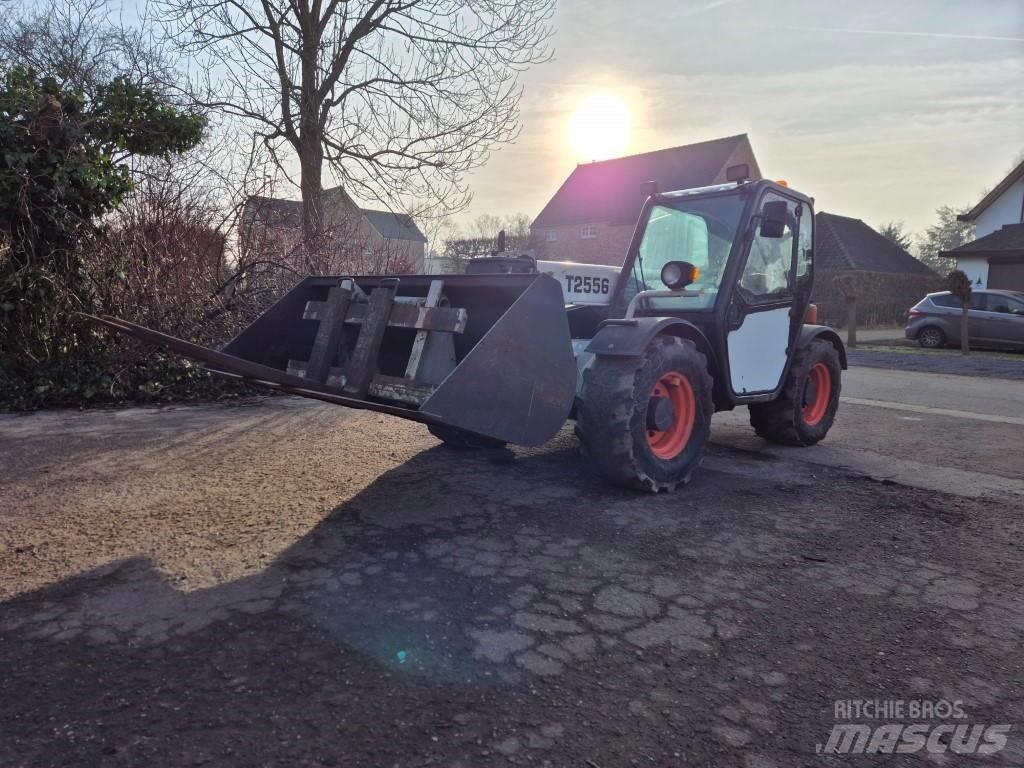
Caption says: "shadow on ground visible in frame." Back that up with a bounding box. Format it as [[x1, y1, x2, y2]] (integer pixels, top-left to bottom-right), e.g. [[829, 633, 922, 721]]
[[3, 427, 1024, 767]]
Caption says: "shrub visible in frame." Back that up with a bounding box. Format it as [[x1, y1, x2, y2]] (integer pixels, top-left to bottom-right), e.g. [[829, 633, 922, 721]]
[[0, 65, 206, 409], [812, 270, 945, 328]]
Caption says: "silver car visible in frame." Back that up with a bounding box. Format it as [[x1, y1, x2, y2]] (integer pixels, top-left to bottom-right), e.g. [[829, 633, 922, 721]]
[[905, 290, 1024, 350]]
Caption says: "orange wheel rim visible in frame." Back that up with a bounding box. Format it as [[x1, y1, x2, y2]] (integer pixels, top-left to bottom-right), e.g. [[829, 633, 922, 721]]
[[646, 372, 696, 460], [803, 362, 832, 426]]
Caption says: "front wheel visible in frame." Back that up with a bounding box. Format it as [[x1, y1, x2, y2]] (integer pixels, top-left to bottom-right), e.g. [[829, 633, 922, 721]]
[[578, 336, 714, 492], [748, 339, 841, 446]]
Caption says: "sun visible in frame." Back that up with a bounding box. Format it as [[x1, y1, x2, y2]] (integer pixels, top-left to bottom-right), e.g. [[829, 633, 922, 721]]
[[568, 93, 631, 161]]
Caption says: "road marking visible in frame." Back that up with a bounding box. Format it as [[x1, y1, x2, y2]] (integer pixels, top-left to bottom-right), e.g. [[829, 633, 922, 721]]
[[841, 397, 1024, 426]]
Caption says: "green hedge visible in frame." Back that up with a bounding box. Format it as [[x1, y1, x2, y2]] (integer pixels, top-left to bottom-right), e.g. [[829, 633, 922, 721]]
[[812, 270, 945, 328]]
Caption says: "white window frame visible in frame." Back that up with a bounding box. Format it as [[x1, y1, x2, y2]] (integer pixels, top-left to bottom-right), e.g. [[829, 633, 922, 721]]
[[545, 229, 557, 242], [580, 224, 597, 240]]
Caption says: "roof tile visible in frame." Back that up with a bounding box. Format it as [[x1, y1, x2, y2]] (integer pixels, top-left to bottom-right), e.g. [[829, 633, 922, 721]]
[[532, 134, 758, 229], [942, 223, 1024, 256], [814, 212, 934, 275]]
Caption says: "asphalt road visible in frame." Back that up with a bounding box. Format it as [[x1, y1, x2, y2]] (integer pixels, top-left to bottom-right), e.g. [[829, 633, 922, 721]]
[[712, 366, 1024, 498], [1, 363, 1023, 767], [841, 366, 1022, 417], [846, 347, 1024, 381]]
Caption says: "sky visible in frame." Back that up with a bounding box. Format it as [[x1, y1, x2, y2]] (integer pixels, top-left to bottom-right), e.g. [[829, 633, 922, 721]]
[[458, 0, 1024, 237], [40, 0, 1023, 239]]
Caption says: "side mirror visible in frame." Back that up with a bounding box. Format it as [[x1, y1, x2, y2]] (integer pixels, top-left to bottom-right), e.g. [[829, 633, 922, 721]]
[[759, 200, 788, 238], [661, 260, 699, 290]]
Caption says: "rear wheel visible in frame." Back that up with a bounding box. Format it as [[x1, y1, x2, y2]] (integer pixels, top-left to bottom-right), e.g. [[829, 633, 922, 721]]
[[748, 339, 841, 446], [428, 424, 506, 450], [917, 326, 946, 349], [578, 336, 713, 492]]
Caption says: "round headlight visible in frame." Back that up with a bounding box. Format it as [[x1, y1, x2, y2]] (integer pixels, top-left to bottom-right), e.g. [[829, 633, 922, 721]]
[[661, 260, 697, 290], [661, 262, 683, 289]]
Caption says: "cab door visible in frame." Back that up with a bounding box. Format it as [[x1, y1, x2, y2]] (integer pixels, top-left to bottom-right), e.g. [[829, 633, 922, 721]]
[[726, 193, 806, 395]]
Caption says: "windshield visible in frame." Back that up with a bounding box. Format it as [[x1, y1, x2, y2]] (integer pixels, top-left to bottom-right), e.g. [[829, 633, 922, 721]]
[[626, 194, 746, 311]]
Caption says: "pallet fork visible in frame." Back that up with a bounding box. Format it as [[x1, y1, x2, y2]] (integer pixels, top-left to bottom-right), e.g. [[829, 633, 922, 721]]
[[93, 273, 577, 446]]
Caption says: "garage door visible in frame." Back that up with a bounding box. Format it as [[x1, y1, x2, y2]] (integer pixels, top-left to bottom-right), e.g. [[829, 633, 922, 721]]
[[988, 259, 1024, 291]]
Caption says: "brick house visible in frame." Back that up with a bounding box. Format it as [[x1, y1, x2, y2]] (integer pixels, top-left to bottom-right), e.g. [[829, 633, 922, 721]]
[[240, 186, 426, 272], [530, 134, 761, 266]]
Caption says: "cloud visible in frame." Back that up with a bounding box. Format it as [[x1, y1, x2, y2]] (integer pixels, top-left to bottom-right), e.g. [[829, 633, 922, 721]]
[[789, 25, 1024, 44], [462, 54, 1023, 235], [679, 0, 741, 17], [457, 2, 1024, 236]]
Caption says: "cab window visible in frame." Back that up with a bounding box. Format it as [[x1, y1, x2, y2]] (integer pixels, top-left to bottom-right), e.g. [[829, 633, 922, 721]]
[[626, 194, 746, 311], [738, 193, 796, 302], [796, 202, 812, 281]]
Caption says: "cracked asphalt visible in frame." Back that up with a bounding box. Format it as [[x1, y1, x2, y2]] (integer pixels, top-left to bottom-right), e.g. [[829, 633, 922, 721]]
[[1, 376, 1023, 767]]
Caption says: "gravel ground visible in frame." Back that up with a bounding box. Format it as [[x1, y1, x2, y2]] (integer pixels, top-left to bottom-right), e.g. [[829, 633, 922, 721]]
[[1, 399, 1023, 767], [847, 347, 1024, 380]]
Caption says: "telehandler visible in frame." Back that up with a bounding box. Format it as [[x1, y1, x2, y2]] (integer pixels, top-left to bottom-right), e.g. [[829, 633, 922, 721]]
[[95, 168, 846, 491]]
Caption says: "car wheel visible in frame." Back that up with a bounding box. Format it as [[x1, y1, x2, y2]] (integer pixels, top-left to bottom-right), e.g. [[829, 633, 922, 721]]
[[917, 326, 946, 349]]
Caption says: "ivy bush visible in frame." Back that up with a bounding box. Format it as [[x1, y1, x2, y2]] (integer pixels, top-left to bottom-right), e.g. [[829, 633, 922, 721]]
[[0, 65, 216, 410]]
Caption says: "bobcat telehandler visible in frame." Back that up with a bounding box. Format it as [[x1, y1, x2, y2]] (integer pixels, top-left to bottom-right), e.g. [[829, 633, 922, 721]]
[[94, 169, 846, 492]]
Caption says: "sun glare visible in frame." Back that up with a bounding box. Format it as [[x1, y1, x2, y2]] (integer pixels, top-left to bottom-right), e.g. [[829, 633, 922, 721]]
[[567, 93, 631, 161]]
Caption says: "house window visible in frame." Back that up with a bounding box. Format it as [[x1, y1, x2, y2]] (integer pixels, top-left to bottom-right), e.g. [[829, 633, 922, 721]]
[[581, 224, 597, 240], [546, 229, 557, 242]]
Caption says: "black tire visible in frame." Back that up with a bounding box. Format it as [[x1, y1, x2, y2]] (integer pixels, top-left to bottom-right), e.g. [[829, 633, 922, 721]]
[[748, 339, 841, 446], [578, 336, 714, 492], [427, 423, 506, 450], [917, 326, 946, 349]]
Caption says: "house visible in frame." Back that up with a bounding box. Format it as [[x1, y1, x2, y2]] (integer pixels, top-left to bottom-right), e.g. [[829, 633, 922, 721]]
[[813, 212, 939, 326], [945, 159, 1024, 290], [531, 134, 761, 265], [241, 186, 427, 272], [941, 224, 1024, 291]]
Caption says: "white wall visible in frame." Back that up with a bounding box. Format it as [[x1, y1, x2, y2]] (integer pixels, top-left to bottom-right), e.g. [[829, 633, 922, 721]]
[[956, 255, 989, 288], [976, 178, 1024, 237]]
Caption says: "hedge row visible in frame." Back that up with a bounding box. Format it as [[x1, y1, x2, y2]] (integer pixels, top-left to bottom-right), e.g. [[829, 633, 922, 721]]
[[812, 270, 945, 328]]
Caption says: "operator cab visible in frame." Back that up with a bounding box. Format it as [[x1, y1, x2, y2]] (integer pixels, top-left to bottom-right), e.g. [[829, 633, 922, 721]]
[[599, 176, 816, 404]]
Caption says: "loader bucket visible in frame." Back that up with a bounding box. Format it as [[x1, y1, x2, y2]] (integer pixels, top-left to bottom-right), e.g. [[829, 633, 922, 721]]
[[92, 273, 577, 447]]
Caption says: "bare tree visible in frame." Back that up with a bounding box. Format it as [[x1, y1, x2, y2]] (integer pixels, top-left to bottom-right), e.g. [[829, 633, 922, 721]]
[[159, 0, 555, 246], [832, 273, 862, 348], [1, 0, 181, 100], [439, 211, 535, 273]]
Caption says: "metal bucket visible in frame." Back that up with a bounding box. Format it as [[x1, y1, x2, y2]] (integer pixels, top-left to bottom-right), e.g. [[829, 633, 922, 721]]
[[93, 273, 576, 446]]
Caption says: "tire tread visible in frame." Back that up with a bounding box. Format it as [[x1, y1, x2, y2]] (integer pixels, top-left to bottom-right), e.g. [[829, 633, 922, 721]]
[[748, 339, 840, 446], [579, 336, 713, 492]]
